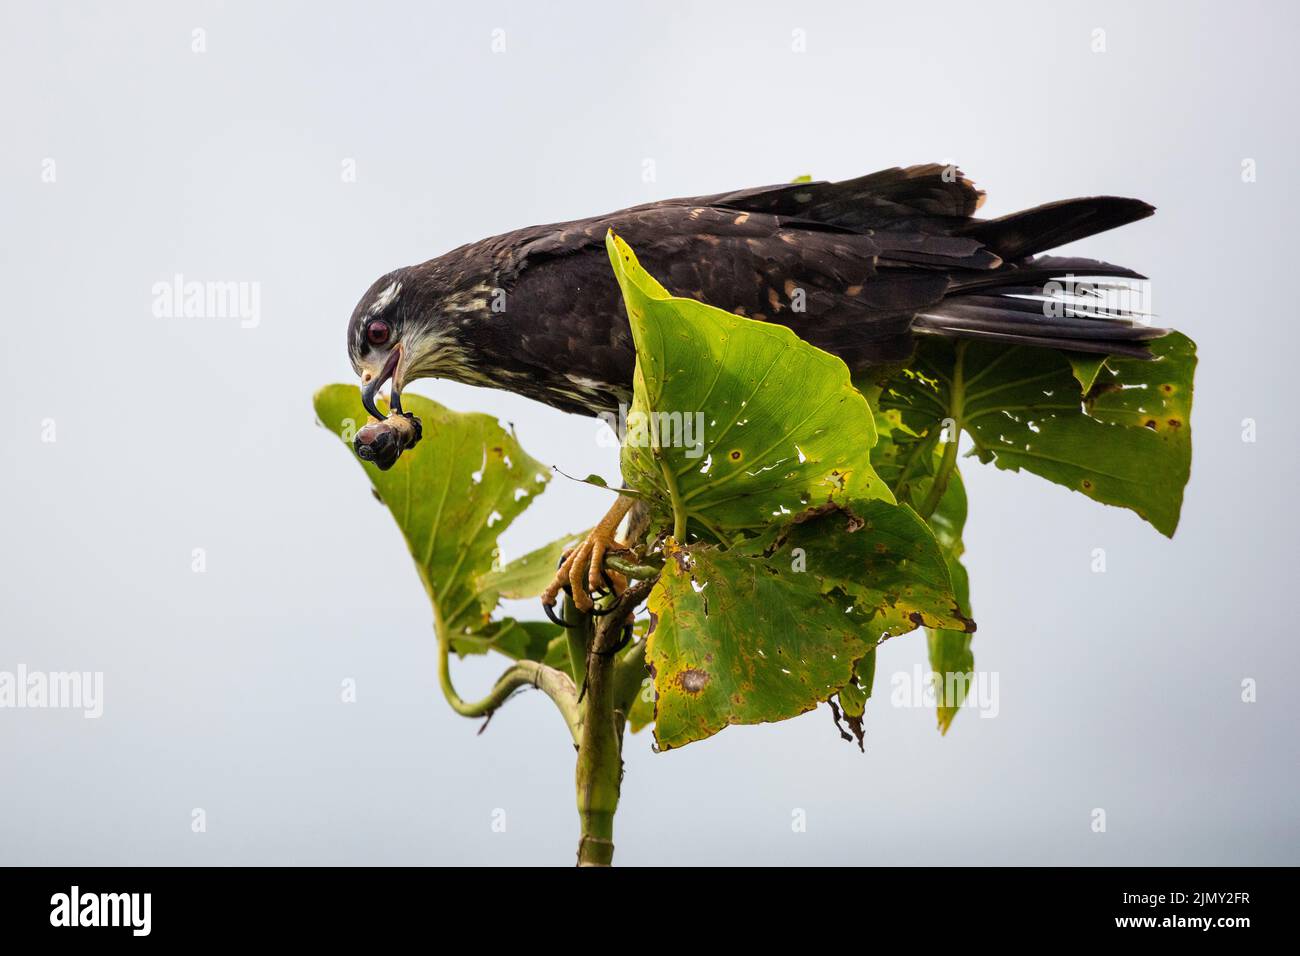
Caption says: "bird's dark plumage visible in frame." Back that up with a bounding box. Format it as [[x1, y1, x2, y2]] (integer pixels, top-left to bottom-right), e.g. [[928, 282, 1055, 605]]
[[347, 164, 1162, 418]]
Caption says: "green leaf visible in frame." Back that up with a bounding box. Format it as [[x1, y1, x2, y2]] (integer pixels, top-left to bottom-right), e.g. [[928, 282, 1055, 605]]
[[878, 332, 1196, 537], [452, 618, 563, 662], [925, 466, 974, 734], [482, 530, 589, 600], [928, 575, 973, 734], [832, 651, 874, 750], [924, 457, 967, 552], [1067, 353, 1107, 393], [607, 232, 893, 540], [869, 403, 943, 512], [870, 404, 976, 733], [756, 501, 974, 638], [837, 669, 870, 718], [313, 385, 552, 649], [626, 672, 656, 734], [542, 634, 575, 677], [645, 501, 971, 750]]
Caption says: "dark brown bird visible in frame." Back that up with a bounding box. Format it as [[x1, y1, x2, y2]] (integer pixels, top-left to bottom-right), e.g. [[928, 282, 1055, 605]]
[[347, 163, 1162, 421], [344, 164, 1165, 607]]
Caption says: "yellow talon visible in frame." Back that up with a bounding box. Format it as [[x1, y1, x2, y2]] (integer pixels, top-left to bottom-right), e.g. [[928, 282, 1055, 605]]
[[540, 497, 635, 613]]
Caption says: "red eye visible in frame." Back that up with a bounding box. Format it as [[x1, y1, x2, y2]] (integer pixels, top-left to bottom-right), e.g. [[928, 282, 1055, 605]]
[[366, 320, 391, 346]]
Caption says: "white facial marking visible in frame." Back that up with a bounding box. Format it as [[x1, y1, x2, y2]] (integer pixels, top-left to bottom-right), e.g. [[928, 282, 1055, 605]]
[[370, 281, 401, 315]]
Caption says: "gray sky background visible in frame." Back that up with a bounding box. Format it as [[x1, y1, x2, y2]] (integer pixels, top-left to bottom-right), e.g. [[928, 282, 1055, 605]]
[[2, 0, 1296, 865]]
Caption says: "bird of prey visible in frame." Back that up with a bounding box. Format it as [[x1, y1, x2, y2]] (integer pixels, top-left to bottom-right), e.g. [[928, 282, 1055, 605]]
[[345, 163, 1164, 611]]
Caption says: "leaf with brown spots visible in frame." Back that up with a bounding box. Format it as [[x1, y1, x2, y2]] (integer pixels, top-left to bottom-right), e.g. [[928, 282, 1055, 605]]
[[645, 500, 970, 750], [875, 332, 1196, 536]]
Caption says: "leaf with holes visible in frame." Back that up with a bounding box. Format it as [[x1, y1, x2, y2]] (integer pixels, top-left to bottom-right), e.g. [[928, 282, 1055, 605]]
[[646, 500, 971, 750], [877, 332, 1196, 536], [314, 384, 558, 658], [1067, 353, 1108, 393], [607, 232, 892, 541]]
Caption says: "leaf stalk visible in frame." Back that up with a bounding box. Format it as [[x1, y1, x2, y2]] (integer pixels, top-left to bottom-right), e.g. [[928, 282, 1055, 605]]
[[918, 342, 967, 519]]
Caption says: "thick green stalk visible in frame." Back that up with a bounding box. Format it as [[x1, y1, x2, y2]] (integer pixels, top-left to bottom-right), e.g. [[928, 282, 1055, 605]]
[[657, 458, 688, 541], [574, 612, 623, 866], [434, 554, 655, 866]]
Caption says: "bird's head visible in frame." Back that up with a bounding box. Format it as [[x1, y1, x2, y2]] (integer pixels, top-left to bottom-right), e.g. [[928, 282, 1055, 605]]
[[347, 271, 414, 420], [347, 267, 479, 421]]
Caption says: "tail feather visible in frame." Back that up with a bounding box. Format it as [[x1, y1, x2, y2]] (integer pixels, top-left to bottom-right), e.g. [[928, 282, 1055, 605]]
[[911, 322, 1157, 360], [919, 255, 1165, 359], [923, 303, 1161, 340], [950, 255, 1147, 293], [958, 197, 1155, 259]]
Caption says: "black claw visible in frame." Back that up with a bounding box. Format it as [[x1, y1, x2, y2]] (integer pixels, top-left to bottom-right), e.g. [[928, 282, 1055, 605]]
[[403, 411, 422, 443], [589, 569, 618, 599], [543, 601, 575, 629], [613, 620, 633, 653], [595, 619, 635, 657], [589, 569, 623, 614]]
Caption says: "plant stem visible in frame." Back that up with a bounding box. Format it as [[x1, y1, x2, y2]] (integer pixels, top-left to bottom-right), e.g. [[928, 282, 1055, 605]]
[[574, 611, 624, 866], [918, 428, 960, 519], [605, 553, 663, 580], [893, 426, 943, 507], [918, 341, 967, 520], [433, 550, 658, 866], [433, 606, 580, 742]]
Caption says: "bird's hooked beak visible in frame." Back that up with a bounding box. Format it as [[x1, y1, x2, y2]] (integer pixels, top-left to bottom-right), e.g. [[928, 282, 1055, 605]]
[[360, 346, 404, 419]]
